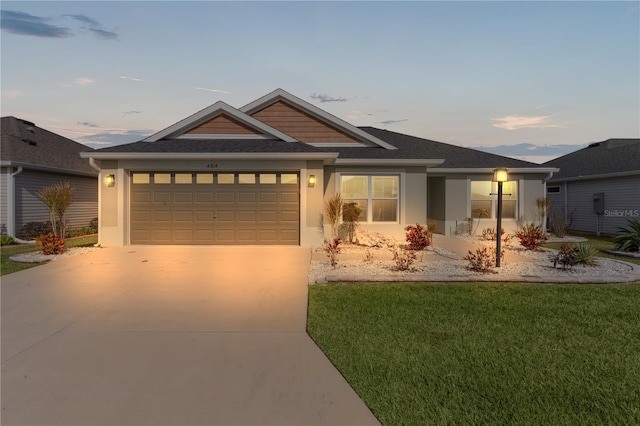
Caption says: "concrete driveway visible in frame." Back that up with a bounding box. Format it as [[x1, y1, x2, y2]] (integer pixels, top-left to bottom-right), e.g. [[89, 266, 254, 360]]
[[1, 246, 379, 425]]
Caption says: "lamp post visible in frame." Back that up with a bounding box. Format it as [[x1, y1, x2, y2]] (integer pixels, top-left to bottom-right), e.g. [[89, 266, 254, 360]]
[[493, 168, 508, 267]]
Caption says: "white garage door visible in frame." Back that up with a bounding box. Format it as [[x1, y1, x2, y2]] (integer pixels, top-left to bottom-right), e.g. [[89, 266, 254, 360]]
[[130, 172, 299, 245]]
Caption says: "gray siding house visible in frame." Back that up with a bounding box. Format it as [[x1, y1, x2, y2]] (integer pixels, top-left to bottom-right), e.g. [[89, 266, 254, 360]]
[[544, 139, 640, 235], [81, 89, 556, 247], [1, 117, 98, 239]]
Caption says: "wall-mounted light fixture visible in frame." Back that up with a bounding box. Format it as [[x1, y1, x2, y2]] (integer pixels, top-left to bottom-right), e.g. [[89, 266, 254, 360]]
[[105, 174, 116, 187], [492, 167, 508, 267], [308, 175, 316, 188]]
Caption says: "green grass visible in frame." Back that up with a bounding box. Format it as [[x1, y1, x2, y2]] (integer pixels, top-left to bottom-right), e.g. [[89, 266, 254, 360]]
[[308, 283, 640, 425], [1, 235, 98, 276], [544, 232, 640, 266]]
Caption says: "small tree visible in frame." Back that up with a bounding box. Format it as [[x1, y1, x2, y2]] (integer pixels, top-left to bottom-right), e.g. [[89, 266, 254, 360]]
[[324, 193, 343, 239], [36, 182, 75, 239], [342, 202, 362, 243], [536, 197, 551, 230]]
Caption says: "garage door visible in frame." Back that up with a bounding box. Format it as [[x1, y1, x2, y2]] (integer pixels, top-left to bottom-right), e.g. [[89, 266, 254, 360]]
[[130, 172, 299, 245]]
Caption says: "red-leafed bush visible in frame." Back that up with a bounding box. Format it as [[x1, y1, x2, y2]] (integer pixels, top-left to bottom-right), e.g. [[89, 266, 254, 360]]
[[36, 233, 66, 255], [405, 223, 433, 250], [515, 223, 548, 251], [324, 238, 342, 268]]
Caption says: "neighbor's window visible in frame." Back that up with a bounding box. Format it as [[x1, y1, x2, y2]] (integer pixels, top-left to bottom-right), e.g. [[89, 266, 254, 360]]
[[341, 175, 399, 222], [547, 186, 560, 194], [470, 181, 517, 219]]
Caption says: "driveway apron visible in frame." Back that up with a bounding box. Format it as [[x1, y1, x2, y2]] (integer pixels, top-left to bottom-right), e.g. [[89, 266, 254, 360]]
[[1, 246, 379, 425]]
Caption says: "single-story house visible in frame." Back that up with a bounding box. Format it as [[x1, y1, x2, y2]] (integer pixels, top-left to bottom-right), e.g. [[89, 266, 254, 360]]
[[1, 116, 98, 239], [81, 89, 557, 246], [544, 138, 640, 235]]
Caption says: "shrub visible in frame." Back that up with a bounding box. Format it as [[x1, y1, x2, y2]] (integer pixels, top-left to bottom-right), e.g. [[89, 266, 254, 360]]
[[612, 219, 640, 253], [1, 235, 17, 245], [67, 227, 97, 238], [550, 211, 574, 238], [536, 197, 551, 228], [35, 233, 66, 255], [324, 238, 341, 269], [36, 182, 76, 238], [515, 223, 548, 250], [22, 221, 53, 239], [463, 246, 502, 273], [482, 227, 503, 241], [324, 194, 343, 238], [342, 202, 362, 243], [575, 243, 599, 267], [89, 217, 98, 231], [362, 248, 374, 263], [391, 246, 417, 271], [405, 223, 432, 250]]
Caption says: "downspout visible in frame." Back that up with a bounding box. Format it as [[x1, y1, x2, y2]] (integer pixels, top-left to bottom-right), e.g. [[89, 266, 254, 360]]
[[89, 157, 101, 172], [8, 166, 24, 241], [542, 171, 554, 231]]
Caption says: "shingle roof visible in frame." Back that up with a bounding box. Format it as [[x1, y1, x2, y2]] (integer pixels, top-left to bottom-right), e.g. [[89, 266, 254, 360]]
[[356, 127, 541, 168], [96, 138, 329, 153], [544, 139, 640, 180], [1, 116, 96, 175]]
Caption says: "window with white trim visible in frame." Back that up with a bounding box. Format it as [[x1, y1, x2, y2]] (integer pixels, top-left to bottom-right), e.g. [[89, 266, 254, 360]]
[[470, 181, 517, 219], [341, 175, 399, 222]]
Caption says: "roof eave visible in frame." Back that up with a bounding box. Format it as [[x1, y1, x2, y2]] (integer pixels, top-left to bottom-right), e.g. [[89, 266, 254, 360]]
[[429, 167, 560, 174], [335, 158, 445, 167], [0, 160, 98, 177], [80, 152, 340, 161], [548, 169, 640, 182]]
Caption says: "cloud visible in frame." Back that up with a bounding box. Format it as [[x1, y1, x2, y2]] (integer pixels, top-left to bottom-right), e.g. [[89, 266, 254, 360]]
[[194, 87, 230, 94], [59, 77, 95, 87], [88, 27, 118, 40], [77, 121, 98, 128], [491, 115, 565, 130], [379, 119, 408, 125], [1, 10, 118, 40], [310, 93, 348, 103], [77, 129, 153, 147], [123, 110, 141, 115], [2, 89, 24, 99], [347, 111, 373, 119], [475, 143, 586, 163], [63, 14, 100, 27], [119, 76, 145, 82], [1, 10, 72, 38]]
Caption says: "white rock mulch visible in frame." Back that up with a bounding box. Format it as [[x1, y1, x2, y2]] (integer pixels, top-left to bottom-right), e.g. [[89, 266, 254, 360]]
[[310, 236, 640, 284], [9, 247, 100, 263]]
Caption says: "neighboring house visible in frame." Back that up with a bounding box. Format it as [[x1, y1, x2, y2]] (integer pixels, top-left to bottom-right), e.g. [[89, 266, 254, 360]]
[[1, 116, 98, 239], [81, 89, 557, 247], [544, 139, 640, 235]]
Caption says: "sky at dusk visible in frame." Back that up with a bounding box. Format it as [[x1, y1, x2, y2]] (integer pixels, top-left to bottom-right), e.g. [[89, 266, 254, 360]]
[[1, 1, 638, 163]]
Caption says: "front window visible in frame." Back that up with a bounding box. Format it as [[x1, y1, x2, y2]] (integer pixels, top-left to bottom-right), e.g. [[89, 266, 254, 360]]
[[470, 181, 517, 219], [341, 175, 399, 222]]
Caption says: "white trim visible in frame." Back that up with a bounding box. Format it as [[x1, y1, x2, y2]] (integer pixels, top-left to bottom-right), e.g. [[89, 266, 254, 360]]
[[143, 101, 298, 143], [176, 134, 274, 140], [429, 167, 559, 174], [336, 158, 445, 166], [0, 161, 97, 177], [240, 88, 399, 150], [307, 142, 369, 148], [548, 170, 640, 183], [81, 152, 339, 161]]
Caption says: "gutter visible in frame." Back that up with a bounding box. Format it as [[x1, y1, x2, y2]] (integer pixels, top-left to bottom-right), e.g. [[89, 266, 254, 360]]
[[89, 157, 102, 172]]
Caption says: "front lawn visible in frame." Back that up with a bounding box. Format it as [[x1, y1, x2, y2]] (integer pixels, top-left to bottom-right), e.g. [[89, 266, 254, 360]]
[[1, 235, 98, 276], [307, 283, 640, 425]]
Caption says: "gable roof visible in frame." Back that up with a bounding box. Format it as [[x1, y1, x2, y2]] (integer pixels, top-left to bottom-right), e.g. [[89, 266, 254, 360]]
[[240, 89, 397, 149], [544, 138, 640, 181], [1, 116, 97, 175], [143, 101, 298, 142]]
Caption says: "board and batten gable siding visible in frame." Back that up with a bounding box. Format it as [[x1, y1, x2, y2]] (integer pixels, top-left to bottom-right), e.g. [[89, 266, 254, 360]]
[[0, 167, 8, 235], [250, 100, 359, 143], [549, 175, 640, 235], [15, 170, 98, 238], [186, 113, 261, 135]]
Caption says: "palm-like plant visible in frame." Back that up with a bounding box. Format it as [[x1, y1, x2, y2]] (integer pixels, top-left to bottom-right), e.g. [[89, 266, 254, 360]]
[[35, 182, 76, 238], [612, 219, 640, 253]]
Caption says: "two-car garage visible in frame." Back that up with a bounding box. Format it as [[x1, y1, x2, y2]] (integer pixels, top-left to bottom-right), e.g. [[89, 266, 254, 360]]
[[130, 171, 300, 245]]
